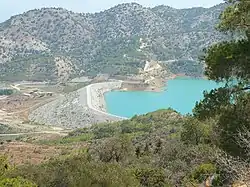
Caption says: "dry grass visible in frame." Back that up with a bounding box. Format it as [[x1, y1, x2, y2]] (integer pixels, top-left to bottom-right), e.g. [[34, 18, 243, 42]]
[[0, 141, 87, 165]]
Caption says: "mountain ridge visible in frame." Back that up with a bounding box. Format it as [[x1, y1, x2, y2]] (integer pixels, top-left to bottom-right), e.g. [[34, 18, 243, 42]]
[[0, 2, 226, 22], [0, 3, 227, 82]]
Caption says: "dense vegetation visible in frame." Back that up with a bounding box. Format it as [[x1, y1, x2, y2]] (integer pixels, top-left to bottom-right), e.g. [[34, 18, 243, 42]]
[[167, 60, 204, 77], [0, 3, 226, 81], [1, 108, 246, 186], [1, 110, 218, 186], [1, 0, 249, 186]]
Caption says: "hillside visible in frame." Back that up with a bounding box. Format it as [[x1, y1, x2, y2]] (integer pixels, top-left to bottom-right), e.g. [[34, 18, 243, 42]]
[[0, 0, 249, 186], [2, 108, 249, 186], [0, 110, 211, 186], [0, 3, 227, 82]]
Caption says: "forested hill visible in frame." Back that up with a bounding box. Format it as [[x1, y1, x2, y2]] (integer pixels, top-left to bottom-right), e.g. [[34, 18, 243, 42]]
[[0, 3, 227, 81]]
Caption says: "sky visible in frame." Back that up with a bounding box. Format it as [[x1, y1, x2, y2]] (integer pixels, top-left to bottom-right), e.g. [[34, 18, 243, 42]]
[[0, 0, 223, 22]]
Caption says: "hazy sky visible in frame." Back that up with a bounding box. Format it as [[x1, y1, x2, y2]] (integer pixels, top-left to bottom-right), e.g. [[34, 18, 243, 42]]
[[0, 0, 223, 22]]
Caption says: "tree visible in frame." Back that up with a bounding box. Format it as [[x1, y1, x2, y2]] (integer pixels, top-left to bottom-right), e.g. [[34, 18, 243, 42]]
[[200, 0, 250, 87], [134, 167, 167, 187], [216, 93, 250, 158], [181, 117, 212, 145], [194, 0, 250, 158], [211, 129, 250, 186], [218, 0, 250, 34], [90, 135, 134, 163], [200, 0, 250, 88]]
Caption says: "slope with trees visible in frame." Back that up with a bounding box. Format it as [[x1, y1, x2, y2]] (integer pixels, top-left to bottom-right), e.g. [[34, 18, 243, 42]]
[[0, 3, 227, 82]]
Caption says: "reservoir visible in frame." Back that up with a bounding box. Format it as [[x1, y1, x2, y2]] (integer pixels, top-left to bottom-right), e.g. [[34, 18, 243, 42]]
[[104, 77, 224, 118]]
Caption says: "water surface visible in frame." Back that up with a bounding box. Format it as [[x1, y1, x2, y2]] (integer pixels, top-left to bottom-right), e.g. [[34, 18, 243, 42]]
[[105, 77, 223, 118]]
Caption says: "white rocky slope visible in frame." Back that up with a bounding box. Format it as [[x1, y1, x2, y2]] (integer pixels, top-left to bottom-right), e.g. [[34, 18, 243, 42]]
[[29, 82, 124, 129]]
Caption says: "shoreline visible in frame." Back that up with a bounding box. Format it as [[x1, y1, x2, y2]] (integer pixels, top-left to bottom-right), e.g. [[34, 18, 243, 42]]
[[28, 76, 206, 128], [89, 74, 204, 113], [85, 77, 175, 116], [85, 81, 128, 120], [29, 83, 127, 129]]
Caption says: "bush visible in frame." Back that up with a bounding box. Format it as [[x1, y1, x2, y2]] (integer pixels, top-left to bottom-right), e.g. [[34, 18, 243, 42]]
[[181, 117, 213, 145], [190, 163, 216, 183], [0, 177, 37, 187], [90, 135, 134, 163], [11, 154, 140, 187], [134, 167, 166, 187], [0, 155, 36, 187]]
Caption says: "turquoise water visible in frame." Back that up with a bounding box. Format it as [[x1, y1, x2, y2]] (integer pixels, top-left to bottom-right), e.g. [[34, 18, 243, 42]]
[[104, 77, 224, 118]]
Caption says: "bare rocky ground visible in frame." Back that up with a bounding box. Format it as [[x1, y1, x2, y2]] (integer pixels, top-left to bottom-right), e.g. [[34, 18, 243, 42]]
[[1, 70, 167, 132], [29, 83, 123, 129], [0, 81, 127, 167], [1, 81, 124, 136], [0, 83, 68, 135]]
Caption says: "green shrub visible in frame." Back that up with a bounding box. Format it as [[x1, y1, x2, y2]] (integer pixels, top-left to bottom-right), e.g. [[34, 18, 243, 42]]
[[11, 154, 140, 187], [0, 177, 37, 187], [190, 163, 216, 183], [134, 167, 166, 187]]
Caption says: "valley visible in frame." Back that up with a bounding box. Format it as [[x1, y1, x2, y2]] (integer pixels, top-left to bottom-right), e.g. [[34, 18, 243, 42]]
[[0, 0, 249, 186]]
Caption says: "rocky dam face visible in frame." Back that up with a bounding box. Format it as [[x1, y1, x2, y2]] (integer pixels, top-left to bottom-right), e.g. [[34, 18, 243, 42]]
[[28, 82, 125, 129]]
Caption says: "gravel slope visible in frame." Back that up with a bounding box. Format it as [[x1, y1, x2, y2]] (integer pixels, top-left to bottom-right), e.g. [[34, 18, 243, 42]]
[[29, 82, 125, 129]]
